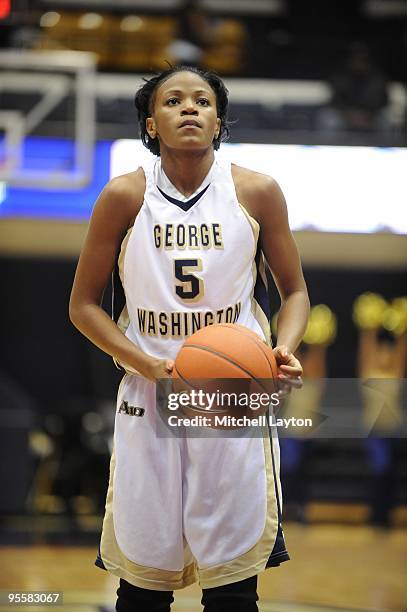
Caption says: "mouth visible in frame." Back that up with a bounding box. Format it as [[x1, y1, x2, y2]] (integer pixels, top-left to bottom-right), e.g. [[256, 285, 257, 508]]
[[179, 120, 201, 128]]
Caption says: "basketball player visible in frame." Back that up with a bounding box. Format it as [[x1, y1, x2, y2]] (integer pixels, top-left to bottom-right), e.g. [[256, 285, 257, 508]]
[[69, 66, 310, 611]]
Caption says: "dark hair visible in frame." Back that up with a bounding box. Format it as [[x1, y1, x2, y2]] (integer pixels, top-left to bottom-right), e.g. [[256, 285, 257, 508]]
[[134, 65, 230, 156]]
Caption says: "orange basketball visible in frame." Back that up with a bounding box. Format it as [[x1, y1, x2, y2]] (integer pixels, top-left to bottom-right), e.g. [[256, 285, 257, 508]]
[[171, 323, 279, 427]]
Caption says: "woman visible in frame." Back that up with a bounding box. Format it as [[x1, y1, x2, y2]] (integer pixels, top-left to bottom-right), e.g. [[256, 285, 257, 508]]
[[70, 65, 309, 612]]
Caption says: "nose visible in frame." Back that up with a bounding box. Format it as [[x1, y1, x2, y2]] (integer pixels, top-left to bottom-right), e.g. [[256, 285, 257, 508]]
[[181, 99, 198, 115]]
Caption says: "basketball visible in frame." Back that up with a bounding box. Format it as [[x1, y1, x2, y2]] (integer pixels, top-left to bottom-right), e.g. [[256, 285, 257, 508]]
[[171, 323, 279, 426]]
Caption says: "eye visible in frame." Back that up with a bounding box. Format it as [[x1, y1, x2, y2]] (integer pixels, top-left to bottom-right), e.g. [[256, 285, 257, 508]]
[[166, 97, 179, 106], [197, 98, 210, 106]]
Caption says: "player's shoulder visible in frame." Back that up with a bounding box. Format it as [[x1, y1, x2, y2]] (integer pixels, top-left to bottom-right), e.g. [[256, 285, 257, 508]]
[[105, 167, 146, 203], [231, 164, 285, 221], [232, 164, 281, 198], [100, 167, 146, 226]]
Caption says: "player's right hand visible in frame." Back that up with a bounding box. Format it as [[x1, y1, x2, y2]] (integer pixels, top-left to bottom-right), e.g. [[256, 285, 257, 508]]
[[144, 357, 174, 381]]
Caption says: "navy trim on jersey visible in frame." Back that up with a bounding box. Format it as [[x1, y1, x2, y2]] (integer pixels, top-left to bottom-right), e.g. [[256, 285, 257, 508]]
[[95, 546, 107, 571], [253, 244, 271, 321], [157, 184, 210, 211], [266, 420, 290, 567]]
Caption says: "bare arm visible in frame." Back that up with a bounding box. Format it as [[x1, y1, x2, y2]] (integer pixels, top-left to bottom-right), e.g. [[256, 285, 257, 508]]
[[234, 166, 309, 387], [69, 170, 173, 381], [257, 177, 310, 355]]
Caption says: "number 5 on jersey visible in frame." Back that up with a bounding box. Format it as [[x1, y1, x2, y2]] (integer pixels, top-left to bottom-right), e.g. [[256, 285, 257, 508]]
[[174, 259, 204, 302]]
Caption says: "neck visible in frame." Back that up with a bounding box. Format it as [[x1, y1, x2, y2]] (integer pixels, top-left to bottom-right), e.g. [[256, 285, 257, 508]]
[[159, 149, 215, 197]]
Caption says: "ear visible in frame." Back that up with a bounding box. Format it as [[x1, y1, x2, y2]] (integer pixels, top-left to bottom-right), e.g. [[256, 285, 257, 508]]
[[214, 118, 221, 140], [146, 117, 157, 139]]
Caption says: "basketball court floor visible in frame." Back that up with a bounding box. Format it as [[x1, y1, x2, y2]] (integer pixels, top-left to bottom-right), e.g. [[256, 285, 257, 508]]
[[2, 523, 406, 612]]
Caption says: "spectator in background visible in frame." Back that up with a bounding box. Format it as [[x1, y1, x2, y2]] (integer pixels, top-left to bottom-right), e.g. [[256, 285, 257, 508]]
[[354, 293, 407, 527], [279, 305, 336, 522], [167, 0, 215, 67], [165, 0, 247, 75], [318, 42, 391, 132], [279, 343, 327, 522]]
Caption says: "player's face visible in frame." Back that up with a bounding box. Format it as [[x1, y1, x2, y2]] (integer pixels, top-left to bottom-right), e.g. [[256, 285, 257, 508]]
[[146, 71, 221, 153]]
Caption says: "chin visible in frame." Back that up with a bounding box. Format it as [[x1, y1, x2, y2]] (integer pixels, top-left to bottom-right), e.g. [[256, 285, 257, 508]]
[[171, 140, 210, 152]]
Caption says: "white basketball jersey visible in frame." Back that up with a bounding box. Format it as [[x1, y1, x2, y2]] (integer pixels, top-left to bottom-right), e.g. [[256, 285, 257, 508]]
[[98, 157, 289, 588], [117, 155, 270, 362]]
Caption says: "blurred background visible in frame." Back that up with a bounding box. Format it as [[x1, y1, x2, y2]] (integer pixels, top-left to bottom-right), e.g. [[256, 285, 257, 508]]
[[0, 0, 406, 610]]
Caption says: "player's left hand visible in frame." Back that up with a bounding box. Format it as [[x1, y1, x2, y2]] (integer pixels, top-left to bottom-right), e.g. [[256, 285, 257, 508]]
[[272, 345, 303, 397]]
